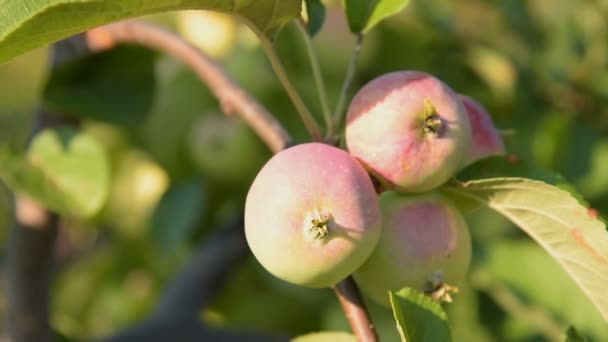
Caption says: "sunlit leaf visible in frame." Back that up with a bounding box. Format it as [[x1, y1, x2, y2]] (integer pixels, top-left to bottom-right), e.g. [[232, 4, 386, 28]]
[[344, 0, 410, 33], [0, 0, 301, 62], [443, 178, 608, 322], [0, 127, 110, 218]]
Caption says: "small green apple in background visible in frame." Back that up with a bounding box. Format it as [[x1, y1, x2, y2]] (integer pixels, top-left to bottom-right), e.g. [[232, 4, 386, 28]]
[[102, 151, 169, 237], [245, 143, 381, 288], [354, 191, 471, 306], [345, 71, 471, 193], [458, 94, 506, 168], [189, 113, 269, 188]]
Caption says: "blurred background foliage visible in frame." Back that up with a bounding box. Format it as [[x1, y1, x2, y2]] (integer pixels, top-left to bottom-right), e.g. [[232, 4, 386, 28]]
[[1, 0, 607, 340]]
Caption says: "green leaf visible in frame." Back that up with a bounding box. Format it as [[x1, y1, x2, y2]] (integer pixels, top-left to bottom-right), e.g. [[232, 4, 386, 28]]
[[443, 157, 569, 214], [344, 0, 411, 34], [0, 0, 301, 62], [456, 156, 566, 185], [292, 331, 356, 342], [442, 178, 608, 322], [150, 178, 206, 251], [389, 288, 452, 342], [565, 327, 588, 342], [479, 240, 608, 340], [304, 0, 326, 36], [0, 127, 110, 218], [43, 45, 157, 126]]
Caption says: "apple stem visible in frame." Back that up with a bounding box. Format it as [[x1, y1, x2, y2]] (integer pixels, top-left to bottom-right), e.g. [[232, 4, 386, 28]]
[[331, 33, 364, 138], [295, 19, 333, 134], [334, 277, 379, 342], [255, 24, 324, 142], [423, 98, 443, 136]]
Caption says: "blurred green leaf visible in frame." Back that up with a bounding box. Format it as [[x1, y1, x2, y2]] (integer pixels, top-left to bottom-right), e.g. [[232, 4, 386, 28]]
[[389, 287, 452, 342], [292, 331, 356, 342], [0, 0, 301, 62], [565, 326, 588, 342], [479, 240, 607, 340], [0, 127, 109, 218], [43, 46, 157, 126], [150, 178, 206, 251], [344, 0, 411, 33], [304, 0, 326, 36], [443, 178, 608, 322], [444, 284, 493, 342]]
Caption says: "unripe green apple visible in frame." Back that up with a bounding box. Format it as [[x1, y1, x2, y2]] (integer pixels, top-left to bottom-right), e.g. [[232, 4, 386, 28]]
[[345, 71, 471, 193], [245, 143, 381, 288], [189, 114, 269, 188], [354, 191, 471, 306], [458, 94, 505, 168]]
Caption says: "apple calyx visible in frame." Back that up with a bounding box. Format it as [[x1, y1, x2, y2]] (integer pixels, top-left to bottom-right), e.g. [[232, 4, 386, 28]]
[[305, 208, 332, 242], [424, 272, 460, 303]]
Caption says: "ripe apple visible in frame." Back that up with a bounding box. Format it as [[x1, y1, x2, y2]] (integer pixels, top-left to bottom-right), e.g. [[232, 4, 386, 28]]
[[458, 94, 506, 168], [245, 143, 381, 288], [345, 71, 471, 192]]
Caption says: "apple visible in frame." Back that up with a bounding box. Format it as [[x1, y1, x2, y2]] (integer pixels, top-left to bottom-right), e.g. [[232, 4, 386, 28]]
[[458, 94, 506, 168], [245, 143, 381, 288], [345, 71, 471, 192], [189, 114, 269, 188], [354, 191, 471, 306]]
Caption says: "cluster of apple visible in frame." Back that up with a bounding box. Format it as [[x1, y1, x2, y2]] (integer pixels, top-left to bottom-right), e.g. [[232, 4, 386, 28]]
[[244, 71, 505, 306]]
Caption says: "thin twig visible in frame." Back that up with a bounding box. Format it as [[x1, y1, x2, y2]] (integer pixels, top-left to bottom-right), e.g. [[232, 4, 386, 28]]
[[332, 33, 364, 135], [333, 277, 378, 342], [6, 35, 89, 342], [255, 26, 324, 141], [87, 20, 291, 153], [294, 19, 332, 133]]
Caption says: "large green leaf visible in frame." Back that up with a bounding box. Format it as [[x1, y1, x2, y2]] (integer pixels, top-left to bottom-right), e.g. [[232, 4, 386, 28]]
[[43, 45, 157, 126], [0, 0, 301, 62], [344, 0, 410, 33], [443, 157, 570, 214], [0, 127, 110, 218], [442, 178, 608, 322], [389, 287, 452, 342]]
